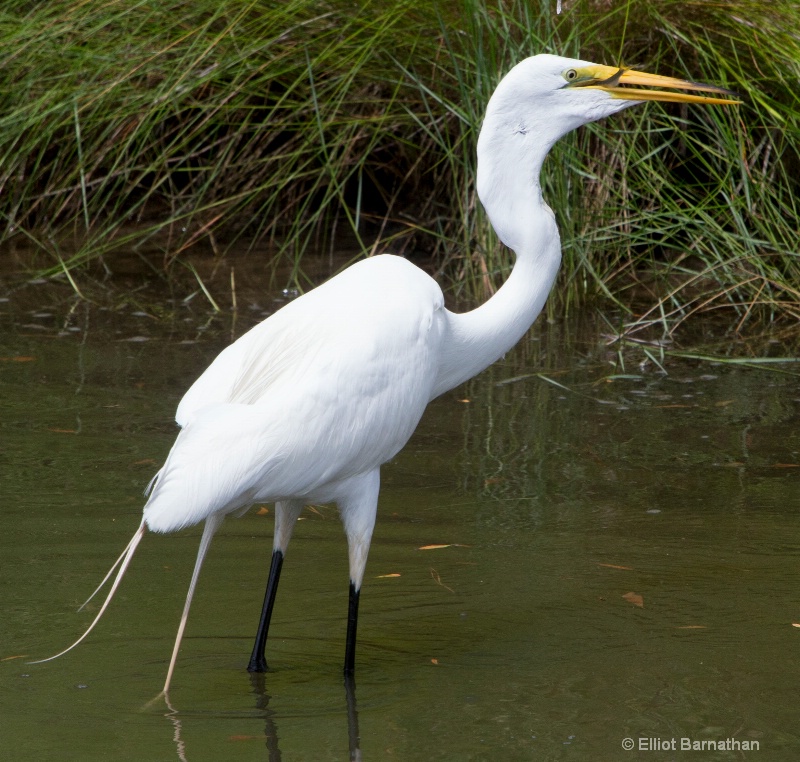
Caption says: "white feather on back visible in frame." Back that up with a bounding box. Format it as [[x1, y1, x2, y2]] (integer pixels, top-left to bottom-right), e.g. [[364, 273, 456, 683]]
[[144, 255, 445, 532]]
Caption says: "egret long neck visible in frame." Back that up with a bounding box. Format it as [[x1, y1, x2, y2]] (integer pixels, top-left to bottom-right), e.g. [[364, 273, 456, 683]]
[[432, 182, 561, 397]]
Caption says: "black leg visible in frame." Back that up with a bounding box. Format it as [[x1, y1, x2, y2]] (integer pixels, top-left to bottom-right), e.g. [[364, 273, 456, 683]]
[[343, 582, 360, 676], [248, 549, 284, 673]]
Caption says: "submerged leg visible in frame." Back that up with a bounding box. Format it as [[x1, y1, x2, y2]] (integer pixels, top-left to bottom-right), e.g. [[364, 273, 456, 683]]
[[344, 673, 361, 760], [247, 500, 303, 673], [339, 470, 380, 676]]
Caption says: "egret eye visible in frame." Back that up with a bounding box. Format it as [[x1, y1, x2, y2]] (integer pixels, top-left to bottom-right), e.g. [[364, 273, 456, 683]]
[[563, 68, 579, 83]]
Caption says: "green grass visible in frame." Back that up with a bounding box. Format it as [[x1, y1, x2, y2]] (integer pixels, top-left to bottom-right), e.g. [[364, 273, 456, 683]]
[[0, 0, 798, 336]]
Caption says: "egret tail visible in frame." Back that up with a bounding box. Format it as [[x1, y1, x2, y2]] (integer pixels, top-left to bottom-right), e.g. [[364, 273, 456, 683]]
[[77, 528, 146, 612], [29, 522, 147, 664]]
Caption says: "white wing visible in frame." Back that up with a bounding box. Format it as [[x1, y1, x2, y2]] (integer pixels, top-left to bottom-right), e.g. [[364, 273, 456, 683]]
[[145, 255, 445, 532]]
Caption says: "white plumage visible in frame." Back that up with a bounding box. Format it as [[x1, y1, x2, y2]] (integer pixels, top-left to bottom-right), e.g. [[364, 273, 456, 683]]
[[146, 255, 444, 533], [33, 54, 736, 694]]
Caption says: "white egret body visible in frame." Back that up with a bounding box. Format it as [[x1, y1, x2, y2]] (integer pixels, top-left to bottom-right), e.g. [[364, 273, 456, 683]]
[[34, 54, 737, 693]]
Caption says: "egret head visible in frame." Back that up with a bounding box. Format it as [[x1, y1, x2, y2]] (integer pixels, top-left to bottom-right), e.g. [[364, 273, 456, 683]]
[[476, 54, 738, 251], [482, 53, 738, 144]]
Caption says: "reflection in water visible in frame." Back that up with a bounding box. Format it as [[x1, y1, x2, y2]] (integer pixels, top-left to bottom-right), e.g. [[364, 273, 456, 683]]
[[249, 672, 282, 762], [344, 676, 362, 762], [162, 674, 363, 761], [163, 695, 189, 762]]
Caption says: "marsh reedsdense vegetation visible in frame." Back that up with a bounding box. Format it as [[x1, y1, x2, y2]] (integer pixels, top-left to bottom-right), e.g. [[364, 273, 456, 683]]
[[1, 0, 798, 334]]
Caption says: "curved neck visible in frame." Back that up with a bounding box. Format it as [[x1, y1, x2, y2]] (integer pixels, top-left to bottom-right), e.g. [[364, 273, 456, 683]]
[[431, 92, 567, 399], [432, 185, 561, 397]]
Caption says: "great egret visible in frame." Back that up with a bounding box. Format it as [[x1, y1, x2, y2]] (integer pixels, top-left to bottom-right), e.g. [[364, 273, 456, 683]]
[[33, 54, 737, 693]]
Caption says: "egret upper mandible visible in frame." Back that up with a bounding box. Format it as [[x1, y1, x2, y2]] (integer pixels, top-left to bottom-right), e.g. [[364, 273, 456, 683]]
[[33, 54, 737, 694]]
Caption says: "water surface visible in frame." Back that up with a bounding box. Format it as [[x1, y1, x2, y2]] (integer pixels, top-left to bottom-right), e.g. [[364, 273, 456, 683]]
[[1, 273, 799, 760]]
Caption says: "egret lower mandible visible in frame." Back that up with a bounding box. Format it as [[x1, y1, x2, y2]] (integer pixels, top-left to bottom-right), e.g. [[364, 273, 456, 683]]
[[32, 54, 738, 695]]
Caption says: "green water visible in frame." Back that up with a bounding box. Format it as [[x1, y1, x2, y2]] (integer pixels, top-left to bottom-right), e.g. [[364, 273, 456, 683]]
[[2, 282, 800, 760]]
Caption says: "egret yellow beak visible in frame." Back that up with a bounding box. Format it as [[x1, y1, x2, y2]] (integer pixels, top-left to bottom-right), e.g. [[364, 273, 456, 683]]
[[569, 64, 740, 106]]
